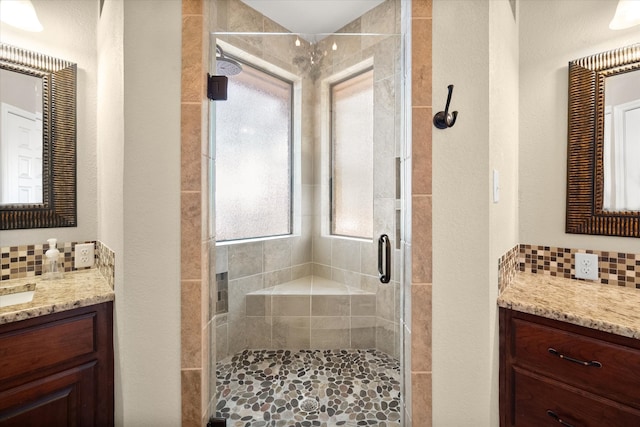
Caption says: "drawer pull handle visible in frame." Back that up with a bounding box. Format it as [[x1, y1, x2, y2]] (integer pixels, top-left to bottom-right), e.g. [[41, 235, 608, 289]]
[[547, 410, 576, 427], [548, 348, 602, 368]]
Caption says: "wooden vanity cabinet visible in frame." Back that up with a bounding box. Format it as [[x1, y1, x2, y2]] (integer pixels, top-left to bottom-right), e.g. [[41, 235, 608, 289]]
[[0, 302, 114, 426], [500, 308, 640, 427]]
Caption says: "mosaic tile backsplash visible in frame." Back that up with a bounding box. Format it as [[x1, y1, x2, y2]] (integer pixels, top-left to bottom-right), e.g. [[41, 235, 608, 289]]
[[95, 241, 115, 289], [499, 244, 640, 289], [1, 240, 115, 289], [498, 245, 519, 293], [519, 244, 640, 288]]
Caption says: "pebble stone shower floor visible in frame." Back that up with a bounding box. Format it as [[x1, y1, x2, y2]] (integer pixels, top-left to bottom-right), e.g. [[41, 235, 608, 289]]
[[215, 349, 402, 427]]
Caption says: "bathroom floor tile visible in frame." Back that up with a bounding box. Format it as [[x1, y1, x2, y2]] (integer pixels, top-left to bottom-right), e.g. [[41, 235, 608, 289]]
[[216, 348, 401, 427]]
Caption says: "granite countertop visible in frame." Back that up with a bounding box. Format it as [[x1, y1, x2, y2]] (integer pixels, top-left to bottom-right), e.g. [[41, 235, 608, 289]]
[[498, 272, 640, 339], [0, 269, 114, 325]]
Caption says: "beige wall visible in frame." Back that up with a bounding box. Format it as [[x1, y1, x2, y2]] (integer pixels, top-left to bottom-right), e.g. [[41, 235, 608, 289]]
[[488, 1, 519, 425], [519, 0, 639, 254], [0, 0, 98, 246], [432, 0, 518, 424], [97, 0, 124, 255], [121, 1, 182, 424], [96, 0, 125, 423], [433, 0, 491, 422], [98, 0, 183, 424]]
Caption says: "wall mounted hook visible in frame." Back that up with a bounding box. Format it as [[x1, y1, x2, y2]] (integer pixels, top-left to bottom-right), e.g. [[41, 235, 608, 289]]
[[433, 84, 458, 129]]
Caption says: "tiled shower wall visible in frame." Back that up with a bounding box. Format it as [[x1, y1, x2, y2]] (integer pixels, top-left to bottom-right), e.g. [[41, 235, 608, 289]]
[[212, 1, 315, 361], [214, 241, 313, 360], [310, 0, 403, 359], [180, 0, 435, 426], [213, 0, 403, 361]]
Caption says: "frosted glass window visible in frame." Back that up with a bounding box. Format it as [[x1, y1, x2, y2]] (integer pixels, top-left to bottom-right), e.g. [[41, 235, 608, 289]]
[[331, 69, 374, 239], [216, 61, 292, 242]]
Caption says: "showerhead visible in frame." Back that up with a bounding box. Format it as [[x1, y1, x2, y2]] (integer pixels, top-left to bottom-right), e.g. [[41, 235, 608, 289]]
[[216, 45, 242, 76]]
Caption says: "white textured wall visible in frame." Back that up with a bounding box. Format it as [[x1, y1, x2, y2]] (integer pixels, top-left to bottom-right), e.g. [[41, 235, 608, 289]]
[[519, 0, 640, 253], [118, 0, 182, 424], [433, 0, 518, 424], [488, 1, 519, 424], [0, 0, 97, 246], [96, 0, 125, 424], [433, 0, 491, 424], [97, 0, 124, 250]]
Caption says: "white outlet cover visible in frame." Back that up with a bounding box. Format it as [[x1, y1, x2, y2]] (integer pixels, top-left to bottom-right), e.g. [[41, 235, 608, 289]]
[[575, 253, 598, 280], [74, 243, 95, 269]]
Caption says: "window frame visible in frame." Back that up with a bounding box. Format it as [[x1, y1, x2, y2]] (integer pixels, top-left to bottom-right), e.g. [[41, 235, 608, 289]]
[[328, 66, 375, 240], [215, 54, 296, 243]]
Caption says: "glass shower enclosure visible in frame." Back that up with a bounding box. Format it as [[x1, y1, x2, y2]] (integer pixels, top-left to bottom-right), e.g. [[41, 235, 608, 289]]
[[209, 0, 409, 425]]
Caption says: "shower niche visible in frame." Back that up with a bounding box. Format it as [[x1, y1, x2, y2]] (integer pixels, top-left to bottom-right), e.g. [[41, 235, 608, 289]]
[[210, 0, 408, 425]]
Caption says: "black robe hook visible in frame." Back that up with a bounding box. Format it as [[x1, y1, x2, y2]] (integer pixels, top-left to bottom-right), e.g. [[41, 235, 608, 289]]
[[433, 85, 458, 129]]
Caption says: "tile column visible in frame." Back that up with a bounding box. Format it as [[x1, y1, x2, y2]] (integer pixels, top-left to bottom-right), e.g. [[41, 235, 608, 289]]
[[411, 1, 433, 426]]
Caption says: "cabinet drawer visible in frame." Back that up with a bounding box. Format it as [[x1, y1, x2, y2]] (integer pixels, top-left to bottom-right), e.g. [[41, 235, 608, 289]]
[[513, 368, 640, 427], [512, 318, 640, 408], [0, 313, 95, 383]]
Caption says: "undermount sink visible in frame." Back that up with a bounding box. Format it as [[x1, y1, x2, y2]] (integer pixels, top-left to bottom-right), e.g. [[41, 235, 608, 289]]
[[0, 283, 36, 308]]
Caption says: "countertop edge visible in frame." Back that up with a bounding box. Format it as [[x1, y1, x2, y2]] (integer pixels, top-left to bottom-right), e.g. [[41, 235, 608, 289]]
[[497, 297, 640, 339], [0, 270, 115, 325], [498, 273, 640, 340], [0, 293, 114, 325]]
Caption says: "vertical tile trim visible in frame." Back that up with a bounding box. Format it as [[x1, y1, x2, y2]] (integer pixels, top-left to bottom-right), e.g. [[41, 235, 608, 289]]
[[411, 4, 433, 426], [181, 0, 208, 425]]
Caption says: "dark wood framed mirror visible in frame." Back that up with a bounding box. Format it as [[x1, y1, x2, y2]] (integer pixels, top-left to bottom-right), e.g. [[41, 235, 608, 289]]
[[0, 43, 77, 230], [567, 44, 640, 237]]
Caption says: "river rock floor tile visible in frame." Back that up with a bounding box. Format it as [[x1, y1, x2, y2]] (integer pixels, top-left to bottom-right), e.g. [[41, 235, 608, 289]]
[[215, 349, 401, 427]]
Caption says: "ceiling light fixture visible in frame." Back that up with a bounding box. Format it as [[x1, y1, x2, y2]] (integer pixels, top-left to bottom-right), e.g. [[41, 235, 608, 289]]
[[609, 0, 640, 30], [0, 0, 43, 32]]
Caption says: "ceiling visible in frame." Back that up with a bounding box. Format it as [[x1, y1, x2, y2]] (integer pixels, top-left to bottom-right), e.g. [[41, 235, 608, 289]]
[[240, 0, 385, 38]]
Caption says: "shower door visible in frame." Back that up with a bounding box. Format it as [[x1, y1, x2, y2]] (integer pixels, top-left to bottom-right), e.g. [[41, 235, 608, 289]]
[[210, 1, 409, 425]]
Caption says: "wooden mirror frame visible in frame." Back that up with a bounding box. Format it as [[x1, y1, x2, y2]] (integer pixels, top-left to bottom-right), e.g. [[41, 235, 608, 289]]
[[0, 43, 77, 230], [566, 44, 640, 237]]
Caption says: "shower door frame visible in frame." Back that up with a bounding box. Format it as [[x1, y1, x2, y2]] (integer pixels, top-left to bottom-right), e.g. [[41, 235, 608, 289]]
[[208, 0, 412, 424]]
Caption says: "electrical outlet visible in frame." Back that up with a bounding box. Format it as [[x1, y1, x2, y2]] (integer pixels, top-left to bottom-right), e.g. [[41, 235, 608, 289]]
[[575, 253, 598, 280], [74, 243, 94, 269]]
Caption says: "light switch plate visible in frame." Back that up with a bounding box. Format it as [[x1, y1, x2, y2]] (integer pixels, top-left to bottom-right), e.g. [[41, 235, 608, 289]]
[[75, 243, 95, 269], [493, 169, 500, 203]]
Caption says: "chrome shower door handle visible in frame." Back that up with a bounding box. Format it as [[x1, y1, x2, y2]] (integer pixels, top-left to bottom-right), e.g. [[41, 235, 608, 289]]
[[378, 234, 391, 284]]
